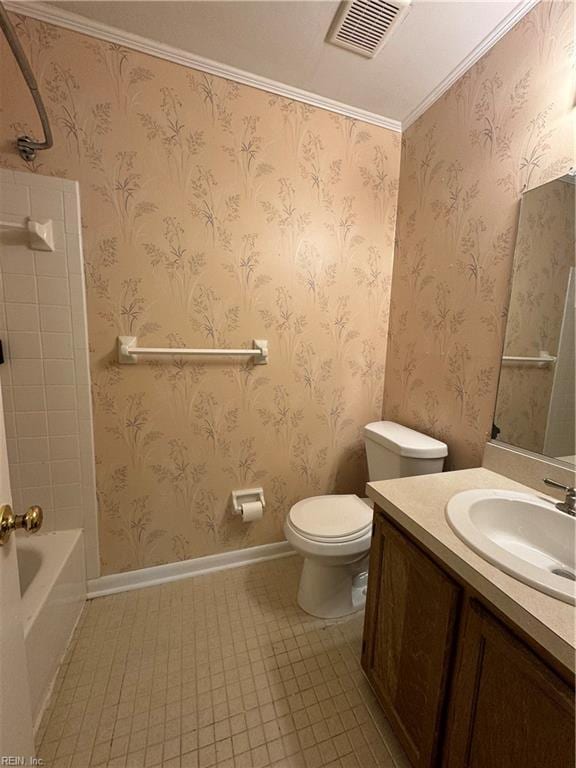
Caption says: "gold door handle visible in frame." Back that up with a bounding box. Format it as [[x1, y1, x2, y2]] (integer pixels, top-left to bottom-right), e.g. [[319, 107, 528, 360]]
[[0, 504, 43, 545]]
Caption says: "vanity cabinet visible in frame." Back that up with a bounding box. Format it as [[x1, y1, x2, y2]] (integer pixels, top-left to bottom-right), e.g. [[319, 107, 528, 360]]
[[444, 601, 575, 768], [362, 508, 575, 768], [362, 512, 461, 768]]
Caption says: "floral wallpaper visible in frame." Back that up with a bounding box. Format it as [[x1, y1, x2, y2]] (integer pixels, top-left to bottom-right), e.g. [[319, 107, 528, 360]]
[[0, 15, 401, 574], [495, 178, 574, 454], [382, 0, 575, 469]]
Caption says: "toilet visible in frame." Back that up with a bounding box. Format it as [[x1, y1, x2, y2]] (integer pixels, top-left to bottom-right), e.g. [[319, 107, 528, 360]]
[[284, 421, 448, 618]]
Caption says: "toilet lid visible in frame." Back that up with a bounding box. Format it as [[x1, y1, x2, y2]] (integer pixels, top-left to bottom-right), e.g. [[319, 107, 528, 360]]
[[289, 495, 373, 539]]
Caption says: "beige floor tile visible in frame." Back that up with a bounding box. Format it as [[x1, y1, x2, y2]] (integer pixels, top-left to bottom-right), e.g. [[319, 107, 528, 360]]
[[35, 557, 406, 768]]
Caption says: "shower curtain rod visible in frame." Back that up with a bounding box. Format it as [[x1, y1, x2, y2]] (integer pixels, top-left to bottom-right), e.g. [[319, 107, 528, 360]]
[[0, 1, 53, 161]]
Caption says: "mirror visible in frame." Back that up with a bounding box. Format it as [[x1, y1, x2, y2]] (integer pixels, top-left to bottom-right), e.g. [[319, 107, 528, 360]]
[[493, 171, 575, 466]]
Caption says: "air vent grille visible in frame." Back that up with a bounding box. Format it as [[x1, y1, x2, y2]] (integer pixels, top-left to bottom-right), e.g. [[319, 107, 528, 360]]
[[328, 0, 411, 58]]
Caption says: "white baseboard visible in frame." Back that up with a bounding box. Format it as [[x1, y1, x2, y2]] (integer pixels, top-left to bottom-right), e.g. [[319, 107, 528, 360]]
[[87, 540, 296, 599]]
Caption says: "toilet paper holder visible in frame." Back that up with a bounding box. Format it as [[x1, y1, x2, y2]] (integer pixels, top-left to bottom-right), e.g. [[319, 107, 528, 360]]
[[231, 487, 265, 515]]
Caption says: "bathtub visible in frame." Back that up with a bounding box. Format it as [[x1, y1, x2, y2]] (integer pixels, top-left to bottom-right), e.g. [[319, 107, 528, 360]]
[[16, 529, 86, 726]]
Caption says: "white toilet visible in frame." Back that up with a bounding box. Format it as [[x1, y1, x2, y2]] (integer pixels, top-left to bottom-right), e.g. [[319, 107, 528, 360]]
[[284, 421, 448, 618]]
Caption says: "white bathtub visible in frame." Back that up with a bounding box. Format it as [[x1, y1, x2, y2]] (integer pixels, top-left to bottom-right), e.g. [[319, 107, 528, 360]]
[[16, 529, 86, 726]]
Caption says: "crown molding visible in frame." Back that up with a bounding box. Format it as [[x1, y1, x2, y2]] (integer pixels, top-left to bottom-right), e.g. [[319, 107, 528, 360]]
[[4, 0, 403, 133], [5, 0, 542, 135], [402, 0, 540, 129]]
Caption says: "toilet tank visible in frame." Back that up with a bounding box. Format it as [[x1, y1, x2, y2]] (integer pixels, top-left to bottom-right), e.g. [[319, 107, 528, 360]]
[[363, 421, 448, 480]]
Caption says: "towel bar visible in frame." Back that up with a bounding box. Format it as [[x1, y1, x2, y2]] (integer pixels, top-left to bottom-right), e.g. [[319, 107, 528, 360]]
[[117, 336, 269, 365]]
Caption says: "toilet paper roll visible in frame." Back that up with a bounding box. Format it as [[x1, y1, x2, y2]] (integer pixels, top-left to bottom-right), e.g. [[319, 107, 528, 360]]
[[240, 500, 263, 522]]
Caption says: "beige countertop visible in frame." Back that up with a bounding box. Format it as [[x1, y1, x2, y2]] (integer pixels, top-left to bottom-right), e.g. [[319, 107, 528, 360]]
[[366, 467, 575, 673]]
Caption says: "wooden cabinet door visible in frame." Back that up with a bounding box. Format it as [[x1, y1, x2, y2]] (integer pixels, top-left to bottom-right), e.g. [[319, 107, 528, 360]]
[[444, 601, 575, 768], [362, 512, 461, 768]]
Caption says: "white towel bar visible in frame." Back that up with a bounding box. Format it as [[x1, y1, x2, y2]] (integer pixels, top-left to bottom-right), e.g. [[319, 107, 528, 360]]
[[117, 336, 269, 365], [0, 220, 26, 229], [502, 354, 556, 365]]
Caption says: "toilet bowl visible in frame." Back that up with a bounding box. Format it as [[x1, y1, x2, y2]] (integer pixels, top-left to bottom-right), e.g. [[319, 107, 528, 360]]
[[284, 495, 373, 619], [286, 421, 448, 619]]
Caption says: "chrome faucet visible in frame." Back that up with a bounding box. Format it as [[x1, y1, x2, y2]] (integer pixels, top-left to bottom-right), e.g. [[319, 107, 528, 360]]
[[543, 478, 576, 517]]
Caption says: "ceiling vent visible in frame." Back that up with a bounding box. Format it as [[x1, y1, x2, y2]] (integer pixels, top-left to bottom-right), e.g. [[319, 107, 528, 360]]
[[327, 0, 412, 58]]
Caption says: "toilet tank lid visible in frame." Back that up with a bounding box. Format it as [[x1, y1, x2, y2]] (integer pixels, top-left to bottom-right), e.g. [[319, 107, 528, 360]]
[[364, 421, 448, 459]]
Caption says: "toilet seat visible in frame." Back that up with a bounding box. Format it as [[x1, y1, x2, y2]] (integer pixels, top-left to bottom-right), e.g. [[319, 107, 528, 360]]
[[288, 495, 372, 543]]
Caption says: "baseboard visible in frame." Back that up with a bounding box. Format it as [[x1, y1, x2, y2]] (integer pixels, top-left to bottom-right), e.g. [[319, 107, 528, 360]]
[[87, 540, 296, 599]]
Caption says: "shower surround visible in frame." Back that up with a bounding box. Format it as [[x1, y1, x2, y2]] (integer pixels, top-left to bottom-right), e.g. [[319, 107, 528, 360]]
[[0, 13, 401, 574], [0, 168, 99, 578]]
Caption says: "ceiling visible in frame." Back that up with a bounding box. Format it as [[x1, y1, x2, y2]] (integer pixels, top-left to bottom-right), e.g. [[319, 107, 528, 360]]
[[47, 0, 527, 126]]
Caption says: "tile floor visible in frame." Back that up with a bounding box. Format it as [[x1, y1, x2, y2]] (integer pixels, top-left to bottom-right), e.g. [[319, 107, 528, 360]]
[[36, 556, 409, 768]]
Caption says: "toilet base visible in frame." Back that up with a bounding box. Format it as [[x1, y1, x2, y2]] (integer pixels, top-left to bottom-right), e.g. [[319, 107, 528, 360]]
[[297, 556, 369, 619]]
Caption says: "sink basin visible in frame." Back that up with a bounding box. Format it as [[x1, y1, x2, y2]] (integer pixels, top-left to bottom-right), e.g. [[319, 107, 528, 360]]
[[446, 489, 576, 604]]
